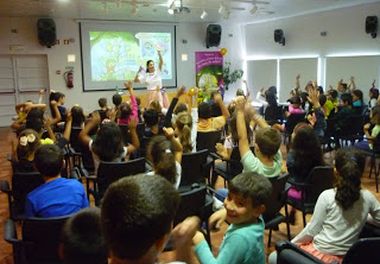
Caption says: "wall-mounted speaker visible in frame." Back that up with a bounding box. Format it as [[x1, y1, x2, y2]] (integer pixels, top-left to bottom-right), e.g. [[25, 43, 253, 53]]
[[366, 16, 378, 38], [274, 29, 285, 46], [206, 24, 222, 48], [37, 18, 57, 48]]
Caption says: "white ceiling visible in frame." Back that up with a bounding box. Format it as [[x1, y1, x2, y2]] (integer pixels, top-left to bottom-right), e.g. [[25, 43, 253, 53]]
[[0, 0, 379, 24]]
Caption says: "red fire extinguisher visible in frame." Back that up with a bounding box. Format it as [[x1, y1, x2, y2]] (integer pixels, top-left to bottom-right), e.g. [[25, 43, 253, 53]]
[[64, 70, 74, 88]]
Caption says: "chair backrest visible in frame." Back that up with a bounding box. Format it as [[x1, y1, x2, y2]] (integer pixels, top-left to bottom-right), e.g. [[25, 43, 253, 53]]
[[97, 158, 146, 199], [304, 166, 334, 204], [180, 149, 209, 187], [263, 174, 289, 220], [174, 185, 207, 225], [337, 114, 364, 136], [284, 113, 306, 134], [12, 171, 44, 215], [265, 105, 283, 125], [227, 147, 244, 178], [196, 130, 222, 153], [21, 215, 70, 263], [343, 237, 380, 264]]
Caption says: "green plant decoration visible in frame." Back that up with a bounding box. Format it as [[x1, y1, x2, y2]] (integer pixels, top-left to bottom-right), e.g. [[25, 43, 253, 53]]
[[223, 62, 244, 90]]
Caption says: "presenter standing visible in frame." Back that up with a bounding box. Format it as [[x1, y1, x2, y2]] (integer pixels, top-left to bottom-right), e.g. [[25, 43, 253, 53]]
[[134, 49, 169, 109]]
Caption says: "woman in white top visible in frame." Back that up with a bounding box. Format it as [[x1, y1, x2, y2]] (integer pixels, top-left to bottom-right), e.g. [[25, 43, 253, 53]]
[[269, 148, 380, 264], [134, 49, 169, 109]]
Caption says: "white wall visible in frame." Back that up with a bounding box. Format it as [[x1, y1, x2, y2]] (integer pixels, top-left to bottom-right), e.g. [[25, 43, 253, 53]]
[[244, 1, 380, 100], [0, 17, 244, 112]]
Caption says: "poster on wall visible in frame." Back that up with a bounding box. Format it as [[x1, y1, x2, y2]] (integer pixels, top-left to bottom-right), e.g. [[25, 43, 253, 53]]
[[195, 51, 223, 100]]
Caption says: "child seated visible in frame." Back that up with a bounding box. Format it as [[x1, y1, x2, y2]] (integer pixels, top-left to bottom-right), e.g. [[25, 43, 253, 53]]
[[188, 172, 272, 264], [269, 148, 380, 264], [235, 96, 282, 178], [25, 144, 88, 218], [101, 174, 183, 264], [60, 208, 108, 264]]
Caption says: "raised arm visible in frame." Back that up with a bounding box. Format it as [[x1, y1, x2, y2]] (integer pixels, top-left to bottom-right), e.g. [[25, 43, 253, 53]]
[[126, 118, 140, 155], [213, 92, 230, 121], [163, 86, 185, 128], [62, 110, 72, 142], [134, 66, 143, 83], [348, 76, 356, 91], [158, 49, 163, 71], [124, 80, 138, 121], [79, 111, 101, 147], [50, 100, 62, 125], [235, 97, 250, 158], [163, 127, 183, 164]]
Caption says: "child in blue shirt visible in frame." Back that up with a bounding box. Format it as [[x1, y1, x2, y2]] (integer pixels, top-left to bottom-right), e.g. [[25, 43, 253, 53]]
[[191, 172, 272, 264], [25, 144, 88, 218]]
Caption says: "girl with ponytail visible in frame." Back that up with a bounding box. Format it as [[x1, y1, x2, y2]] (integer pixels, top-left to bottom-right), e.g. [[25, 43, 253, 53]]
[[175, 112, 193, 153], [270, 148, 380, 264], [147, 127, 183, 188]]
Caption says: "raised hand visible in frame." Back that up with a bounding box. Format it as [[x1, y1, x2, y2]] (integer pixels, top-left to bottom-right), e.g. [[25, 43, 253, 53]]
[[176, 85, 186, 97], [235, 96, 246, 111], [90, 111, 101, 125], [124, 80, 133, 92], [163, 127, 175, 139], [213, 92, 223, 104]]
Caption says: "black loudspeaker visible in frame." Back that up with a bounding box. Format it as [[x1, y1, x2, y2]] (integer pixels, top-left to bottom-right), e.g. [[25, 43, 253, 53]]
[[274, 29, 285, 46], [206, 24, 222, 48], [37, 18, 57, 48], [366, 16, 378, 38]]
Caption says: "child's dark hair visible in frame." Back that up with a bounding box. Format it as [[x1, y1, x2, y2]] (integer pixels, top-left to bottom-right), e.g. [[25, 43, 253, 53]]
[[92, 122, 124, 162], [329, 89, 338, 100], [143, 109, 159, 127], [341, 93, 353, 106], [228, 172, 272, 207], [112, 94, 122, 107], [61, 208, 108, 264], [119, 102, 132, 120], [352, 89, 363, 103], [175, 112, 193, 153], [98, 98, 107, 108], [370, 88, 379, 99], [25, 108, 44, 133], [255, 127, 281, 157], [174, 103, 188, 115], [229, 111, 252, 145], [147, 135, 177, 184], [334, 148, 365, 210], [101, 174, 180, 260], [149, 100, 162, 113], [71, 106, 85, 127], [198, 102, 211, 119], [34, 144, 63, 177], [319, 94, 327, 107]]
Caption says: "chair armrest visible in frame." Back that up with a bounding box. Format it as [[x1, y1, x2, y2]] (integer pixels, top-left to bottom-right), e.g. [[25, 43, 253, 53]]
[[4, 219, 18, 243], [0, 180, 11, 194], [275, 241, 324, 264], [209, 152, 222, 161], [287, 178, 310, 188]]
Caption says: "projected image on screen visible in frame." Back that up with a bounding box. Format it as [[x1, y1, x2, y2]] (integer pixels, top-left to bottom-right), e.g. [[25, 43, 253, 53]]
[[89, 31, 172, 82]]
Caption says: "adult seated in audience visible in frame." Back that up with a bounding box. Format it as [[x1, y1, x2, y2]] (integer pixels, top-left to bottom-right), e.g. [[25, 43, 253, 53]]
[[286, 123, 324, 224], [60, 208, 108, 264], [25, 144, 88, 218], [101, 174, 188, 264], [197, 92, 229, 132], [269, 148, 380, 263], [79, 111, 139, 171]]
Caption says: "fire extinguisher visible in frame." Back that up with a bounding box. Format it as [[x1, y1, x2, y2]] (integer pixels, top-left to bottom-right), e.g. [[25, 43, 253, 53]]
[[64, 70, 74, 88]]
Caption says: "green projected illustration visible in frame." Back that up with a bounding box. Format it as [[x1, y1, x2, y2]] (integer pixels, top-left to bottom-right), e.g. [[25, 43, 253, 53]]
[[90, 31, 172, 81]]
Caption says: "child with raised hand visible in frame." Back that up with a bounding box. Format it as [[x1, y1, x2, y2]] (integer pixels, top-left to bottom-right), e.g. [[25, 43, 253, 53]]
[[270, 148, 380, 264], [118, 80, 138, 125], [146, 127, 183, 188], [189, 172, 272, 264], [79, 111, 139, 171], [235, 96, 282, 178]]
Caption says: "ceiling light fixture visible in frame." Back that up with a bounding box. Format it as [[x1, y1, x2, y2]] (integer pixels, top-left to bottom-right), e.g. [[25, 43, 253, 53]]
[[200, 10, 208, 19]]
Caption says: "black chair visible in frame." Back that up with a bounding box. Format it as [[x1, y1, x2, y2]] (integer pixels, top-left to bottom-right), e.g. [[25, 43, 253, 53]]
[[196, 130, 223, 153], [213, 147, 243, 187], [4, 215, 71, 264], [366, 133, 380, 192], [264, 104, 284, 126], [335, 114, 364, 147], [276, 240, 325, 264], [286, 166, 334, 227], [179, 149, 209, 187], [283, 113, 306, 146], [263, 174, 291, 247], [88, 158, 146, 205], [0, 171, 44, 220]]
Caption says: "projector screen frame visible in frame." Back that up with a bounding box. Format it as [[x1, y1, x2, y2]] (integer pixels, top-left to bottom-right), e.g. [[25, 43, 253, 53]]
[[79, 21, 177, 92]]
